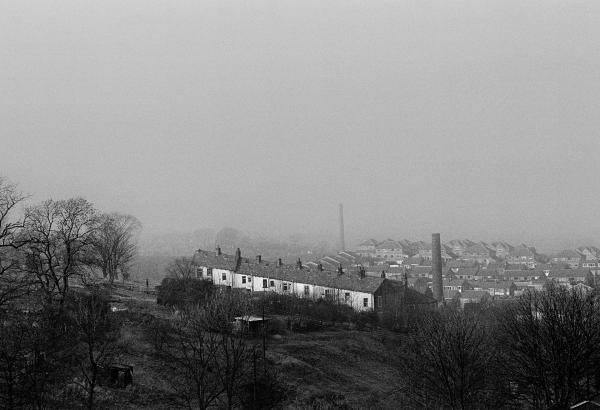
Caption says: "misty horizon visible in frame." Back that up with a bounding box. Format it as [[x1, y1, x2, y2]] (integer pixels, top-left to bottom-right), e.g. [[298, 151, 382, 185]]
[[3, 1, 600, 253]]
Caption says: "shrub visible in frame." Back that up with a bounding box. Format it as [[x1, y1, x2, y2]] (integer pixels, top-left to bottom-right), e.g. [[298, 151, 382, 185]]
[[156, 278, 214, 308]]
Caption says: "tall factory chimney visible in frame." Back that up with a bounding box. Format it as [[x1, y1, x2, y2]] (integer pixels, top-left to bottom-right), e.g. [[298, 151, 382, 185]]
[[338, 203, 346, 251], [432, 233, 444, 304]]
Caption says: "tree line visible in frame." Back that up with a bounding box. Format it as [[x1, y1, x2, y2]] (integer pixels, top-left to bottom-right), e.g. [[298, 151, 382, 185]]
[[0, 177, 141, 409], [399, 283, 600, 410]]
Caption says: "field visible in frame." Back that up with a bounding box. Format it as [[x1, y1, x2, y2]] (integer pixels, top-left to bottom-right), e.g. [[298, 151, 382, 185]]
[[97, 283, 409, 409]]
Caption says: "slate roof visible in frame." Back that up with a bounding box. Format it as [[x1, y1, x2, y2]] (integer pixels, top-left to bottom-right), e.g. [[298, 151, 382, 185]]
[[510, 245, 535, 257], [460, 290, 490, 299], [464, 243, 491, 255], [193, 249, 386, 294], [552, 249, 582, 259], [381, 280, 437, 305], [546, 268, 590, 279], [410, 266, 432, 275], [447, 260, 480, 269], [415, 241, 432, 251], [404, 256, 424, 266], [376, 239, 403, 250], [473, 281, 514, 290], [358, 239, 379, 247]]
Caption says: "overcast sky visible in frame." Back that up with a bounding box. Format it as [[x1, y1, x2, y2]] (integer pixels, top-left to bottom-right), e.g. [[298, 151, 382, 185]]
[[2, 0, 600, 249]]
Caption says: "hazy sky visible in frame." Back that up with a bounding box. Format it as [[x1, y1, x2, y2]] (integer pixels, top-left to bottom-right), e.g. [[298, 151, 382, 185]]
[[2, 0, 600, 248]]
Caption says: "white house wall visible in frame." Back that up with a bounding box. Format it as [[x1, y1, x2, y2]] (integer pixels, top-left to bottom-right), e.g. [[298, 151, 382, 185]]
[[196, 267, 376, 311]]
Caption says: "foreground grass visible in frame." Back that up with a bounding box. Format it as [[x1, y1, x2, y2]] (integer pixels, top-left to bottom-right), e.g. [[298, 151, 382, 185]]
[[97, 283, 410, 409]]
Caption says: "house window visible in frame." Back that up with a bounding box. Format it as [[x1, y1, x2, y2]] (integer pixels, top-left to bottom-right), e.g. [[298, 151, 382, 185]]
[[363, 298, 369, 307], [345, 292, 350, 301], [242, 276, 246, 284], [283, 283, 290, 292], [270, 280, 275, 287], [222, 273, 227, 281], [263, 279, 268, 288], [207, 268, 213, 277], [304, 285, 310, 295], [325, 289, 331, 297], [248, 276, 252, 282]]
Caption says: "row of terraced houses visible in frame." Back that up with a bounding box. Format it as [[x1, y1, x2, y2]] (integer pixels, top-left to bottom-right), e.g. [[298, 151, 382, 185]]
[[191, 247, 435, 312]]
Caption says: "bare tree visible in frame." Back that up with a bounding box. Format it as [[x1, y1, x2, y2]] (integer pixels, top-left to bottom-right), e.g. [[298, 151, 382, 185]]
[[399, 308, 496, 410], [148, 292, 256, 410], [70, 288, 122, 409], [149, 310, 223, 410], [89, 213, 141, 284], [0, 178, 30, 307], [496, 284, 600, 409], [23, 198, 98, 304], [165, 257, 195, 279], [204, 292, 255, 410]]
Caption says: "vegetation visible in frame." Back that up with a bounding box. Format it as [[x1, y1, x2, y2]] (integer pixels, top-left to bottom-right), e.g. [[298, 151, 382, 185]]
[[4, 176, 600, 409]]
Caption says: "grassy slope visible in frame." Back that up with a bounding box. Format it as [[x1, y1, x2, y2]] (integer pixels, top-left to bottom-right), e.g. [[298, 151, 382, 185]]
[[100, 284, 411, 409], [268, 330, 407, 409]]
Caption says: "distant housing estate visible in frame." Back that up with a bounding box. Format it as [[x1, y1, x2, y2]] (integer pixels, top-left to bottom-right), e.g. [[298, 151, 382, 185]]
[[349, 237, 600, 307]]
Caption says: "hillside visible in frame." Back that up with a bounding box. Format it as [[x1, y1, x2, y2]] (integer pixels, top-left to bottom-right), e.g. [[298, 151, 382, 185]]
[[97, 285, 410, 409]]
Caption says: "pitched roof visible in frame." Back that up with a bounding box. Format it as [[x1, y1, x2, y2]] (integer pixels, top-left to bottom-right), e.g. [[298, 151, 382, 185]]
[[375, 239, 403, 250], [358, 239, 379, 247], [381, 280, 437, 305], [510, 245, 535, 257], [193, 249, 386, 293], [491, 241, 513, 250], [460, 290, 489, 299], [447, 260, 479, 269], [464, 243, 491, 255], [552, 249, 582, 259], [473, 281, 513, 290], [546, 268, 590, 279], [410, 266, 432, 274]]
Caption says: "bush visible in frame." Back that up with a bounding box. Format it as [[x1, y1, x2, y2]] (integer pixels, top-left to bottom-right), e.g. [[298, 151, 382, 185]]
[[156, 278, 214, 308]]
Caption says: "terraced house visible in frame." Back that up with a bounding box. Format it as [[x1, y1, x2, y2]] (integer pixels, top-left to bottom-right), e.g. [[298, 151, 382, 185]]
[[192, 247, 434, 312]]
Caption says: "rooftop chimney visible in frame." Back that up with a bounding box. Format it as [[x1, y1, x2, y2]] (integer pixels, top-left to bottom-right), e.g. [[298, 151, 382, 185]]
[[337, 264, 343, 275], [317, 263, 323, 272], [359, 266, 366, 279], [381, 270, 386, 278], [296, 258, 303, 270], [256, 255, 262, 264], [216, 246, 222, 256], [432, 233, 444, 304], [277, 258, 282, 267], [338, 203, 346, 251]]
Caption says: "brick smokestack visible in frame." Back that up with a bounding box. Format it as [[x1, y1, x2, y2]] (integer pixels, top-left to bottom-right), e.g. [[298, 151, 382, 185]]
[[338, 203, 345, 251], [432, 233, 444, 304]]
